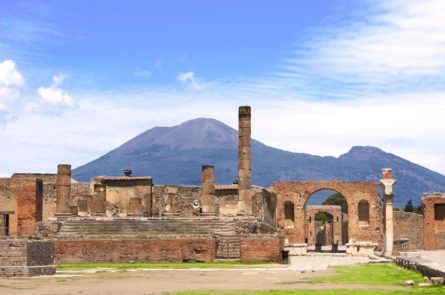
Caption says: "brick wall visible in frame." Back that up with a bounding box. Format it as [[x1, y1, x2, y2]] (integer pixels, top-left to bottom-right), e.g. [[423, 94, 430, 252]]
[[13, 179, 42, 237], [393, 211, 424, 252], [0, 240, 28, 266], [273, 181, 380, 244], [240, 236, 281, 263], [423, 194, 445, 250], [54, 238, 217, 263], [0, 239, 55, 277]]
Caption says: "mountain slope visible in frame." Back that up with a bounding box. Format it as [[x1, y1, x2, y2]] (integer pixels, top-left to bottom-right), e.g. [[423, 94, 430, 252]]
[[73, 118, 445, 206]]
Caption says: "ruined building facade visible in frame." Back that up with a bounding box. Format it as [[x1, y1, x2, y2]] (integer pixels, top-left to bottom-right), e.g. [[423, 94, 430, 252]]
[[1, 105, 442, 276]]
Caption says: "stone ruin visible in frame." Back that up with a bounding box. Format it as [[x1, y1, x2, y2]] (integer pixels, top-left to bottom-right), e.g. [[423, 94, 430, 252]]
[[0, 105, 440, 276]]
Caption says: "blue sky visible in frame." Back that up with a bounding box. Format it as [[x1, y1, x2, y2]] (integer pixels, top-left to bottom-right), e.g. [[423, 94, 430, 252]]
[[1, 0, 445, 177]]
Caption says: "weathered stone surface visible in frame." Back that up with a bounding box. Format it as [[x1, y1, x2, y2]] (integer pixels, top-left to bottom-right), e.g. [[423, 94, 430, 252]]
[[56, 164, 72, 215], [201, 165, 216, 214], [127, 197, 143, 216], [0, 239, 55, 277], [274, 181, 380, 246], [306, 205, 342, 246], [240, 236, 281, 263], [54, 238, 217, 262], [393, 211, 424, 253], [423, 193, 445, 250], [238, 106, 252, 215]]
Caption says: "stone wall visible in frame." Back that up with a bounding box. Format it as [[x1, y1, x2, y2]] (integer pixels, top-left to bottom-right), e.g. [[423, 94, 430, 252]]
[[423, 194, 445, 250], [0, 239, 55, 277], [0, 177, 43, 237], [42, 182, 90, 220], [274, 181, 380, 244], [393, 211, 424, 253], [240, 236, 281, 263], [54, 238, 217, 263], [216, 188, 238, 215], [152, 185, 202, 216]]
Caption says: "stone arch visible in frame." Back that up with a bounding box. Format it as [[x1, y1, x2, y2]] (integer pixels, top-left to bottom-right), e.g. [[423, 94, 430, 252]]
[[273, 181, 380, 244], [306, 205, 343, 246]]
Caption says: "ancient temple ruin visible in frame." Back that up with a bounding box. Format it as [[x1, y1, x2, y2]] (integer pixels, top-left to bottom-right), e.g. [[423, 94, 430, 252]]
[[0, 105, 442, 276]]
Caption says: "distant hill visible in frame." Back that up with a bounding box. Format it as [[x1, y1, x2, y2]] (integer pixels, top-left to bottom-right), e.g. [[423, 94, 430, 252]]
[[73, 118, 445, 206]]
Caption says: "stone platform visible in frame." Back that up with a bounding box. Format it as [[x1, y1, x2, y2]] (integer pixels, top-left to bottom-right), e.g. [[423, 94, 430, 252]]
[[395, 250, 445, 279], [0, 239, 56, 277]]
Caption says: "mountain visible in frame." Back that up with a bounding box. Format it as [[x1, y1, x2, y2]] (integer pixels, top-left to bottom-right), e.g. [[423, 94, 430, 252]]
[[73, 118, 445, 206]]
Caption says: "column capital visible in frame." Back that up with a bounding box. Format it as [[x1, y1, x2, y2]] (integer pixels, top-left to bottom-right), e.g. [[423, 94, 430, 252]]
[[380, 178, 396, 196]]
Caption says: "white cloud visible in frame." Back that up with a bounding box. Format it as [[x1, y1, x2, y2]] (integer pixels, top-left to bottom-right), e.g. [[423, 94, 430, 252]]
[[37, 74, 74, 107], [1, 0, 445, 181], [0, 87, 20, 110], [177, 71, 207, 91], [276, 0, 445, 99], [1, 87, 445, 177], [0, 60, 24, 110], [0, 60, 24, 86]]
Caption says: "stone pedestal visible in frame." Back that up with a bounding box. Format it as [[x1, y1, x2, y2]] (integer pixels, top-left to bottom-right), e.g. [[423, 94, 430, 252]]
[[201, 165, 216, 214], [346, 240, 377, 256], [55, 164, 72, 216], [238, 106, 252, 214], [0, 239, 56, 277], [283, 242, 308, 264]]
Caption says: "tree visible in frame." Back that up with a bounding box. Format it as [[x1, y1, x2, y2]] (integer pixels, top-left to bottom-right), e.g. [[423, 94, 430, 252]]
[[404, 199, 414, 212], [323, 192, 348, 213], [315, 211, 333, 223]]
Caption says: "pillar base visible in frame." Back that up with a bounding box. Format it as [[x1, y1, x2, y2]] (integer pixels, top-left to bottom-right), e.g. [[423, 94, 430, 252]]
[[346, 241, 377, 256], [284, 243, 308, 257]]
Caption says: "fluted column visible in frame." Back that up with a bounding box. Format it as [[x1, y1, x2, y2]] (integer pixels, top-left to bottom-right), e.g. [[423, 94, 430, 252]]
[[238, 106, 252, 214], [380, 168, 396, 257]]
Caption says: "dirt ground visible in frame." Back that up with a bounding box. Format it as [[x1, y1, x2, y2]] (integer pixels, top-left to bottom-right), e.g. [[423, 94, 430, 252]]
[[0, 265, 404, 295]]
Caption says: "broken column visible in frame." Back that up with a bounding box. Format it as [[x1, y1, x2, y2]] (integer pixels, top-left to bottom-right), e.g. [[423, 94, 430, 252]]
[[380, 168, 396, 257], [91, 184, 106, 216], [238, 106, 252, 215], [55, 164, 72, 216], [201, 165, 216, 214]]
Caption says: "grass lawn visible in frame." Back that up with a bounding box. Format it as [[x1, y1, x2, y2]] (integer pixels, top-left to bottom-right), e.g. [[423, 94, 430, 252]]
[[175, 263, 445, 295], [57, 260, 272, 270], [310, 263, 425, 286]]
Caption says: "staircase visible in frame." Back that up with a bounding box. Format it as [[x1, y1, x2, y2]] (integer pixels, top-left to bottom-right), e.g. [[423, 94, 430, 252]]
[[52, 216, 261, 260], [56, 217, 244, 238]]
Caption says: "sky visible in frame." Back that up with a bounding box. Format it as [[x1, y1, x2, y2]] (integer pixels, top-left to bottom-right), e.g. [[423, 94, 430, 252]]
[[0, 0, 445, 176]]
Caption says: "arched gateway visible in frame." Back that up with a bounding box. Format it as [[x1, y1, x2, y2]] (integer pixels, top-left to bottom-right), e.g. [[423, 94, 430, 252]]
[[273, 181, 381, 246]]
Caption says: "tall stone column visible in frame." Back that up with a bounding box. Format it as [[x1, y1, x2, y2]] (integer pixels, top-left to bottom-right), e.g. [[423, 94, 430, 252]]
[[380, 168, 396, 257], [55, 164, 72, 216], [201, 165, 216, 214], [238, 106, 252, 215]]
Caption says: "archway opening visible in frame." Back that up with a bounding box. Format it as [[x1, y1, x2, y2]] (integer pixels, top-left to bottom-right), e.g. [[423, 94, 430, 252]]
[[305, 189, 348, 252], [284, 201, 295, 228]]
